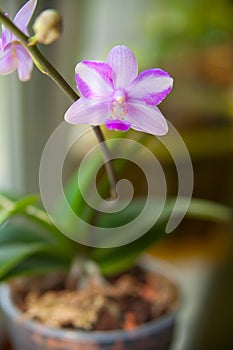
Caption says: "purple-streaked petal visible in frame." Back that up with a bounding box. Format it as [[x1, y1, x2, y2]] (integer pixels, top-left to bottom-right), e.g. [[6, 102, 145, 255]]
[[105, 119, 130, 132], [0, 44, 18, 75], [15, 45, 33, 81], [127, 101, 168, 136], [14, 0, 37, 35], [0, 28, 6, 48], [64, 97, 111, 125], [106, 45, 138, 89], [127, 69, 173, 106], [75, 61, 113, 98], [1, 19, 12, 47]]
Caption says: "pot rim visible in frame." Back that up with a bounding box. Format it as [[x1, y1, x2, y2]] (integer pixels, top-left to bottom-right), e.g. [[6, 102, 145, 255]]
[[0, 255, 181, 342]]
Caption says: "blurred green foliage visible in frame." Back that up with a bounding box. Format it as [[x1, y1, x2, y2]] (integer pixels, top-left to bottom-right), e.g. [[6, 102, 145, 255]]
[[138, 0, 233, 65]]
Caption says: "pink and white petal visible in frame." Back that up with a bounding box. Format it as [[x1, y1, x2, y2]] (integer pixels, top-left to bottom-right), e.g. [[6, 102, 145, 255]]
[[15, 45, 33, 81], [127, 101, 168, 136], [75, 61, 113, 98], [106, 45, 138, 89], [14, 0, 37, 35], [127, 69, 173, 106], [64, 97, 111, 125], [0, 44, 18, 75]]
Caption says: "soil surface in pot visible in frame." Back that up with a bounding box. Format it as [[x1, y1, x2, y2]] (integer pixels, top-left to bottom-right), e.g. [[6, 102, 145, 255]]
[[11, 266, 178, 332]]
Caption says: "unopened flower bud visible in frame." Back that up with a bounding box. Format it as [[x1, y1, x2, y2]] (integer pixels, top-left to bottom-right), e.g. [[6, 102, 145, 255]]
[[33, 9, 62, 45]]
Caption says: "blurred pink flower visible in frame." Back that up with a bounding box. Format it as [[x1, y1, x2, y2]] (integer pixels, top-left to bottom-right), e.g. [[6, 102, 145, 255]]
[[0, 0, 37, 81], [65, 45, 173, 136]]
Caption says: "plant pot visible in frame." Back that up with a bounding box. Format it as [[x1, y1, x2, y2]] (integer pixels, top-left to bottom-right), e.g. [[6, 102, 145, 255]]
[[0, 256, 180, 350]]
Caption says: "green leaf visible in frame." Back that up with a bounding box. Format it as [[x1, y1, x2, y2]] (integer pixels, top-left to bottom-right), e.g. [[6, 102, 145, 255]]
[[92, 197, 232, 275], [0, 219, 57, 244], [54, 135, 144, 231], [0, 242, 49, 280], [0, 192, 76, 251], [0, 194, 39, 225], [12, 195, 39, 211], [23, 206, 76, 249], [1, 255, 69, 281], [186, 199, 232, 222], [0, 209, 11, 226]]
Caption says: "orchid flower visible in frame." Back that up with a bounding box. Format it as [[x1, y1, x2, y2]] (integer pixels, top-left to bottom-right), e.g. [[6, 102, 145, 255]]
[[65, 45, 173, 136], [0, 0, 37, 81]]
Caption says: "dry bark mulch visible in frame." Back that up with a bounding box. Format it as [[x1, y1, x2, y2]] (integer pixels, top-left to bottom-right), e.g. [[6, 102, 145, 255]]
[[12, 266, 178, 332]]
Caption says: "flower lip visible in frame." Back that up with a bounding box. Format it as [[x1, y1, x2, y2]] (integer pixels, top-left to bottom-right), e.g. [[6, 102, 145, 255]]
[[105, 119, 130, 132]]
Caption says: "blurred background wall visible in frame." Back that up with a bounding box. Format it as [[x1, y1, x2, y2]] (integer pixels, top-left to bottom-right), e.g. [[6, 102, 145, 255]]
[[0, 0, 232, 349]]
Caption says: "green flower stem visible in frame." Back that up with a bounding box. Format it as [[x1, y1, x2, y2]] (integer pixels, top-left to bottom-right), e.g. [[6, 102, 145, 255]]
[[0, 10, 117, 199]]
